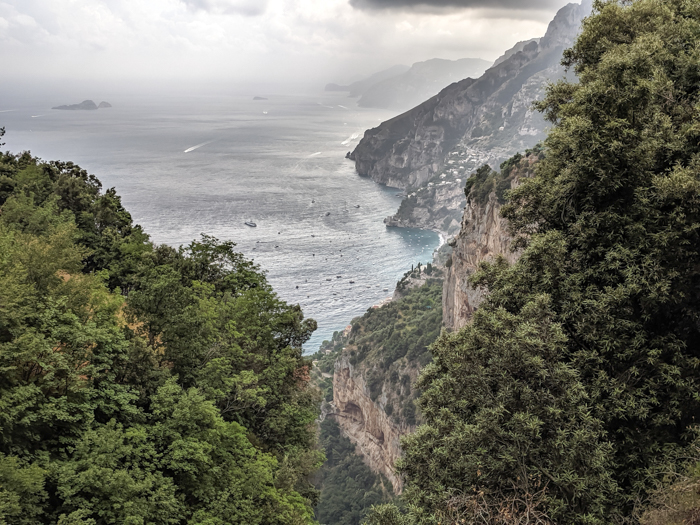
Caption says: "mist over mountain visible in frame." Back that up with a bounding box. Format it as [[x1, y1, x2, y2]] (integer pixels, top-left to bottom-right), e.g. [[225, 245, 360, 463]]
[[326, 57, 491, 113], [357, 57, 491, 111], [325, 65, 411, 96]]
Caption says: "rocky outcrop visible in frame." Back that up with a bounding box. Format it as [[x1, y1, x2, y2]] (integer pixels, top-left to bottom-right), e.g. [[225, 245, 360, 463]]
[[350, 1, 591, 190], [384, 180, 464, 237], [492, 38, 540, 68], [321, 279, 443, 494], [442, 153, 539, 330], [332, 354, 413, 493], [442, 192, 517, 331]]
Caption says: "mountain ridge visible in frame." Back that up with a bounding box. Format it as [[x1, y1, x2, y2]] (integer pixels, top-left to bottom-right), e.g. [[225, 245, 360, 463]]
[[349, 0, 591, 190]]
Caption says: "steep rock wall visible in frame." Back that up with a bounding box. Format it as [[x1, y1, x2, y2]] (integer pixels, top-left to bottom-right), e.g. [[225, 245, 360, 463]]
[[442, 193, 518, 331], [332, 354, 413, 493], [442, 154, 539, 330]]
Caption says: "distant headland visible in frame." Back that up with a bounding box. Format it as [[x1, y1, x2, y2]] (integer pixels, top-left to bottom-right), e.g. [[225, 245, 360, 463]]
[[52, 100, 112, 110]]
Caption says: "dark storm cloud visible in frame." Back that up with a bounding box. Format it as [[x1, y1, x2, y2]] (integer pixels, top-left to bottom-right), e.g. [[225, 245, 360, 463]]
[[350, 0, 560, 11]]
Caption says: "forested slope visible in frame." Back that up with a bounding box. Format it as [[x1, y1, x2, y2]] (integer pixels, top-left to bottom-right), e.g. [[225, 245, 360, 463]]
[[367, 1, 700, 523], [0, 129, 322, 524]]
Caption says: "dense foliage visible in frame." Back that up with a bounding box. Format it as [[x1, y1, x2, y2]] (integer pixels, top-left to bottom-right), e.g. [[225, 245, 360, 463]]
[[348, 278, 443, 372], [462, 144, 543, 207], [0, 140, 322, 524], [311, 278, 444, 524], [314, 418, 392, 525], [369, 1, 700, 523]]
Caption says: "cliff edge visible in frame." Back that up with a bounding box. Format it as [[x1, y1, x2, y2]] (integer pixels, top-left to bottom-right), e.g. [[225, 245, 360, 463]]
[[442, 151, 539, 331]]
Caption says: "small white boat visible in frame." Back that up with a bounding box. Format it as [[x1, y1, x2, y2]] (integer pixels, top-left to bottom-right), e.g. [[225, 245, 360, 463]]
[[245, 221, 257, 227]]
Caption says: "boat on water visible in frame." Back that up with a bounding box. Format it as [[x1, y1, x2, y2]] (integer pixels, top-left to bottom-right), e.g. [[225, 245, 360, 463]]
[[354, 205, 360, 208], [244, 221, 257, 227]]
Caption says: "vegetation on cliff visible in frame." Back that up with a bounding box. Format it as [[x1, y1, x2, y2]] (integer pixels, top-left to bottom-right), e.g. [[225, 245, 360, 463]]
[[311, 278, 444, 523], [369, 0, 700, 523], [463, 144, 543, 206], [0, 134, 322, 524], [314, 418, 392, 525], [316, 278, 443, 427]]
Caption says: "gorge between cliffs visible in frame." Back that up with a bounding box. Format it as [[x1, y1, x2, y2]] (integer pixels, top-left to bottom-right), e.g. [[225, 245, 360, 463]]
[[312, 1, 591, 519]]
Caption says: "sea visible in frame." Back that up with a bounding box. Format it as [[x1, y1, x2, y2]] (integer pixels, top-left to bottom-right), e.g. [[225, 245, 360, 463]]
[[0, 90, 440, 352]]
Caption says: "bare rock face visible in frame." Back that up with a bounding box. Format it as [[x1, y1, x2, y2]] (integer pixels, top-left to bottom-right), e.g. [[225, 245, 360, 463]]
[[332, 354, 415, 493], [350, 1, 591, 191], [442, 192, 518, 331], [442, 154, 539, 330]]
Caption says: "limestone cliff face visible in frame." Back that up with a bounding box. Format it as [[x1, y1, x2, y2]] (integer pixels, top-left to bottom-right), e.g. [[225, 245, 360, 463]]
[[322, 280, 443, 494], [332, 354, 414, 493], [442, 154, 539, 330], [350, 1, 590, 190], [442, 192, 518, 331]]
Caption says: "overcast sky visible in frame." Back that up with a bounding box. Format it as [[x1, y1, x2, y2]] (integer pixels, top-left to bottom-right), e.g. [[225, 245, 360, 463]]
[[0, 0, 576, 93]]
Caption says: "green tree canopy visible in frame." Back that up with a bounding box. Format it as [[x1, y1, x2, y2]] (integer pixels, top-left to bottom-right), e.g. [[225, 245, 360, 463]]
[[388, 0, 700, 523], [0, 145, 322, 523]]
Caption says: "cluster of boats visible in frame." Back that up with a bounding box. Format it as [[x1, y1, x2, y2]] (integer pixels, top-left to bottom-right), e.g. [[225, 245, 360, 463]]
[[244, 202, 361, 229]]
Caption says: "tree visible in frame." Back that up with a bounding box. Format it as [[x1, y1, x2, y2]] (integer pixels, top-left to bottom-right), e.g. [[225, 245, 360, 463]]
[[0, 151, 323, 522], [394, 0, 700, 522]]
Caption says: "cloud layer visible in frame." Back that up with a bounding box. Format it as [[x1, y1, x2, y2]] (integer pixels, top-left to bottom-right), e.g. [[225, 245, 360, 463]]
[[181, 0, 268, 16], [0, 0, 574, 93], [350, 0, 562, 11]]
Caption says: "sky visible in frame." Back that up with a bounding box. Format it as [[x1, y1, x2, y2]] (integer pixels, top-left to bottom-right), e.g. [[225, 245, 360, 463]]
[[0, 0, 576, 94]]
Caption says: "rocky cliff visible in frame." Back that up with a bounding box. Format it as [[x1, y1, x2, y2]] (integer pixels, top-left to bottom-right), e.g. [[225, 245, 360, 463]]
[[313, 280, 443, 494], [350, 1, 590, 191], [442, 151, 539, 331], [333, 354, 411, 492]]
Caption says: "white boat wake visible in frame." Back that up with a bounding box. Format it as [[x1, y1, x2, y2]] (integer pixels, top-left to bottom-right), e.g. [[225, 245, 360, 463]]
[[0, 109, 16, 113], [308, 152, 322, 157], [184, 140, 215, 153], [341, 131, 361, 146], [337, 105, 349, 110], [31, 115, 45, 118]]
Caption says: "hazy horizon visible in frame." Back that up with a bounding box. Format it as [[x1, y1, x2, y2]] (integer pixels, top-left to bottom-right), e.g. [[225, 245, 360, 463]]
[[1, 0, 578, 103]]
